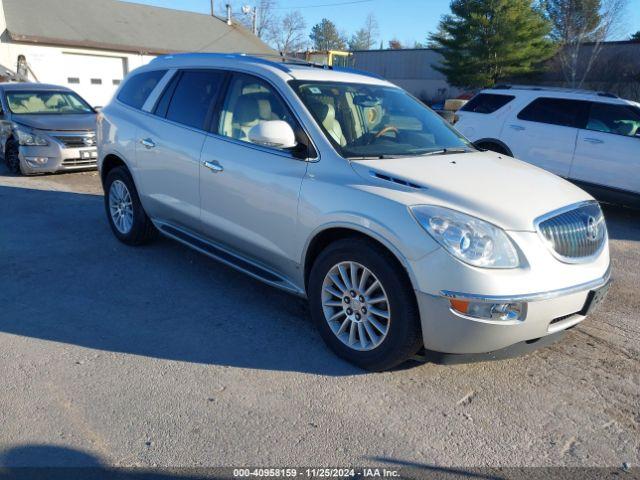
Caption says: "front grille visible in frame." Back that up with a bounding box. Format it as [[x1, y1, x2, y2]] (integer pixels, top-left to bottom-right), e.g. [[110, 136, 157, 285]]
[[62, 158, 97, 166], [53, 133, 96, 148], [536, 201, 606, 262]]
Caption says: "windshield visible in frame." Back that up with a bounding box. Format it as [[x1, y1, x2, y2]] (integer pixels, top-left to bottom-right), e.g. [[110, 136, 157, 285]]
[[290, 80, 471, 158], [6, 91, 94, 115]]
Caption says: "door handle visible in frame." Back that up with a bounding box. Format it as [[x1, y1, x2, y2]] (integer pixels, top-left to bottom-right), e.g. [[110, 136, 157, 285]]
[[509, 124, 525, 131], [203, 160, 224, 173], [584, 137, 604, 144], [140, 138, 156, 149]]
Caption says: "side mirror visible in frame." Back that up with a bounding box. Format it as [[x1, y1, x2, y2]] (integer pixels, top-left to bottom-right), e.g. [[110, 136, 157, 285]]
[[248, 120, 297, 149]]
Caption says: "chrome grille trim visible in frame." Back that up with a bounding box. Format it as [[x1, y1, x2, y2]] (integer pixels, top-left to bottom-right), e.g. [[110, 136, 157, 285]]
[[535, 201, 607, 264], [53, 132, 97, 148]]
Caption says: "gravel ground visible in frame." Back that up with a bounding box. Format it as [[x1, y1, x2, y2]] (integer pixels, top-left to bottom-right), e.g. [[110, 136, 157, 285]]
[[0, 166, 638, 470]]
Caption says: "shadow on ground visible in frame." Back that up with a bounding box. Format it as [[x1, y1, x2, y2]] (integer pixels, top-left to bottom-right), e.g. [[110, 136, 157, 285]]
[[602, 204, 640, 242], [0, 445, 222, 478], [0, 184, 360, 376]]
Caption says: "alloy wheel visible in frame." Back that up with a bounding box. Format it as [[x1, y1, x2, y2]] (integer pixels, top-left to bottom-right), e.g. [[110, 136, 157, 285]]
[[108, 180, 134, 234], [321, 261, 391, 351]]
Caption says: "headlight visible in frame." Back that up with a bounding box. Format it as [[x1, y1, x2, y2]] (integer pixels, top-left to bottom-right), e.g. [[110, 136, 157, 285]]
[[14, 126, 49, 146], [410, 205, 520, 268]]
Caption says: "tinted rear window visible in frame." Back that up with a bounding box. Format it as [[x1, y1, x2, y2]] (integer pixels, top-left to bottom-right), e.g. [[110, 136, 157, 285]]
[[165, 70, 226, 130], [518, 97, 589, 128], [117, 70, 167, 109], [460, 93, 515, 114]]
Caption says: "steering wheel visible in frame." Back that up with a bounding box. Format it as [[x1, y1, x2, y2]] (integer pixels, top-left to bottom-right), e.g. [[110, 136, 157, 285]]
[[368, 125, 399, 144]]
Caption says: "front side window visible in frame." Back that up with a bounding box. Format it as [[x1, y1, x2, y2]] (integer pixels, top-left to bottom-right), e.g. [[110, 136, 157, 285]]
[[460, 93, 515, 114], [218, 73, 300, 148], [165, 70, 225, 130], [290, 81, 470, 158], [117, 70, 166, 110], [6, 91, 94, 115], [586, 102, 640, 137], [518, 97, 589, 128]]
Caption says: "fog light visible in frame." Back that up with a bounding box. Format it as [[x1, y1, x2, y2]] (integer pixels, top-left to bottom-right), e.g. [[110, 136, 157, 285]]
[[449, 299, 524, 321], [25, 156, 49, 167]]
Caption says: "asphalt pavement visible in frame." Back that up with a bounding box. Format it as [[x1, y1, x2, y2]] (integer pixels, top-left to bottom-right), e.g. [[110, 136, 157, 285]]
[[0, 165, 638, 470]]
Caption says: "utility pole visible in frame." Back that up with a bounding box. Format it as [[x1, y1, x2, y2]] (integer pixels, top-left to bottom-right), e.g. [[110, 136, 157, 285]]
[[210, 0, 215, 16], [241, 5, 258, 36]]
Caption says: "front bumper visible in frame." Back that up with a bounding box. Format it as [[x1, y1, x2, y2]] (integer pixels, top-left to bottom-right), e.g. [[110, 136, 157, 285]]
[[409, 230, 611, 355], [18, 139, 97, 175], [416, 270, 609, 354]]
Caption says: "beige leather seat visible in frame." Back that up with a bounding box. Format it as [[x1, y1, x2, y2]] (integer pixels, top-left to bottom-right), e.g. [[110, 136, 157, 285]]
[[231, 95, 261, 141], [309, 101, 347, 146], [21, 95, 47, 113]]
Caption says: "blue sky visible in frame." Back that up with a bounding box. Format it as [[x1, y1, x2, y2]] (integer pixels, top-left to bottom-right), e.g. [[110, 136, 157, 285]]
[[128, 0, 640, 47]]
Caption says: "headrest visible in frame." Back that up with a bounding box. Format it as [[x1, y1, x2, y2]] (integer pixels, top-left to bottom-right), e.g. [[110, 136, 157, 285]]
[[233, 95, 260, 125], [308, 100, 335, 123], [257, 98, 272, 120]]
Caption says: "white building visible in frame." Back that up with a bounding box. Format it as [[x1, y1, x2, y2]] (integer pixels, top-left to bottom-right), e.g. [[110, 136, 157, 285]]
[[0, 0, 272, 106]]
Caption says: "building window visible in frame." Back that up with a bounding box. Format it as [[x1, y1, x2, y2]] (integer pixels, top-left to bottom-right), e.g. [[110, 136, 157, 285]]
[[91, 78, 102, 85], [68, 77, 80, 84], [112, 79, 121, 86]]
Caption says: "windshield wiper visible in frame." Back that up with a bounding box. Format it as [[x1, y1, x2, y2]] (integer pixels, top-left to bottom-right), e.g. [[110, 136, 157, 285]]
[[346, 154, 405, 160], [419, 147, 471, 156]]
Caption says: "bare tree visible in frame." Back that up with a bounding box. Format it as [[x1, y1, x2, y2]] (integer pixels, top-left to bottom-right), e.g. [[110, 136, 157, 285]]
[[388, 38, 402, 50], [269, 11, 307, 55], [348, 14, 379, 51], [236, 0, 279, 40], [543, 0, 629, 88]]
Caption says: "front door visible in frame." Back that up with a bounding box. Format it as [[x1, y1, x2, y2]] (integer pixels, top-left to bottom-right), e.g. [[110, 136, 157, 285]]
[[199, 73, 308, 271], [571, 101, 640, 195]]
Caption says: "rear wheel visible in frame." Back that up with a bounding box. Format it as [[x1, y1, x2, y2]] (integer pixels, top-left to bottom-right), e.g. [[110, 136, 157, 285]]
[[5, 138, 21, 174], [104, 166, 157, 245], [308, 238, 422, 371]]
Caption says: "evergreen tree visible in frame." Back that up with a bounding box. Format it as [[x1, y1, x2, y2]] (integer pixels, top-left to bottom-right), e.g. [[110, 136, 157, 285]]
[[429, 0, 555, 88], [310, 19, 347, 50], [632, 31, 640, 41]]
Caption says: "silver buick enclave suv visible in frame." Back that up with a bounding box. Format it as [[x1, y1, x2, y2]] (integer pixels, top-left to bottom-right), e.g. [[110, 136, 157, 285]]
[[97, 54, 610, 370], [0, 83, 97, 175]]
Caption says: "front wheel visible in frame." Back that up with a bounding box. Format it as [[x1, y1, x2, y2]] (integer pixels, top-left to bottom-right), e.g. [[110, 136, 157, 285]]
[[308, 238, 422, 371], [5, 139, 22, 174], [104, 166, 157, 245]]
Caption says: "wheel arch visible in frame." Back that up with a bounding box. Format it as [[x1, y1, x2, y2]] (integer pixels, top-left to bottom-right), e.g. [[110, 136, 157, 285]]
[[302, 224, 416, 295], [101, 153, 129, 187], [474, 138, 513, 157]]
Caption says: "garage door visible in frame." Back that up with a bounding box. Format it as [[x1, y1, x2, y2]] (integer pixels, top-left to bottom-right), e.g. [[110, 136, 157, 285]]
[[62, 53, 126, 108]]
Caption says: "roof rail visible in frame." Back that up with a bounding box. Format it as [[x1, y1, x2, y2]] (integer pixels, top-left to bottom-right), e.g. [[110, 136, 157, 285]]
[[150, 52, 337, 74], [491, 83, 619, 98]]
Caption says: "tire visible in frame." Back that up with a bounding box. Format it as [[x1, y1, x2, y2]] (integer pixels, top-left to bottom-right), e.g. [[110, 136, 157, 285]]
[[104, 166, 158, 246], [308, 238, 422, 371], [5, 138, 21, 174], [476, 141, 510, 156]]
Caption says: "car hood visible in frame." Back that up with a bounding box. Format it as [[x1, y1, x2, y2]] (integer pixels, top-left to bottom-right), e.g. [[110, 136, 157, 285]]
[[12, 114, 96, 132], [350, 151, 592, 231]]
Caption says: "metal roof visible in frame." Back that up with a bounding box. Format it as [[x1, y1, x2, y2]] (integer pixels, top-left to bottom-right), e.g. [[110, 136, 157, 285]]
[[1, 0, 274, 56]]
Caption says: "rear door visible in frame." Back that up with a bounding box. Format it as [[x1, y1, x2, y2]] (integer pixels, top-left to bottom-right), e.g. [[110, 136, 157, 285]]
[[571, 101, 640, 195], [455, 92, 516, 141], [135, 69, 226, 232], [500, 97, 589, 177]]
